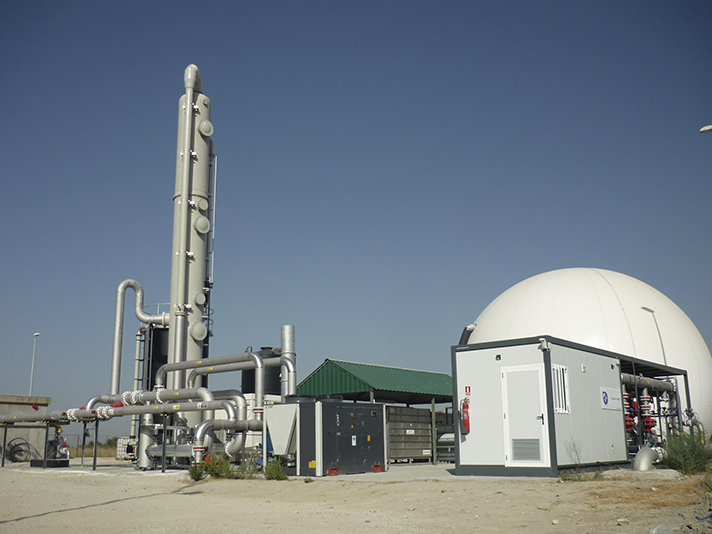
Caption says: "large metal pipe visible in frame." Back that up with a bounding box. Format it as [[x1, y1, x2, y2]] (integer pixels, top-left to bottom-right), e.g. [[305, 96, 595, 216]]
[[186, 354, 296, 397], [137, 413, 154, 470], [111, 279, 169, 394], [280, 325, 296, 399], [621, 373, 675, 392], [94, 400, 232, 420], [153, 352, 265, 422], [0, 411, 67, 424], [193, 419, 263, 463], [154, 351, 254, 389]]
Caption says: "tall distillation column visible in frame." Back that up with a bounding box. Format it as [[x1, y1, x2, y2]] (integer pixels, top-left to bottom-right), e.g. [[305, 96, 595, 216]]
[[167, 65, 214, 415]]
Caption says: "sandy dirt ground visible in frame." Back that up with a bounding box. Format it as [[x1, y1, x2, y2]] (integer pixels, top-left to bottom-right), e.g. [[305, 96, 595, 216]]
[[2, 460, 712, 534]]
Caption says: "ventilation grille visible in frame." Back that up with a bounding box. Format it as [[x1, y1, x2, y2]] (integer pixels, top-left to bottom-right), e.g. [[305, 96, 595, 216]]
[[512, 438, 540, 461]]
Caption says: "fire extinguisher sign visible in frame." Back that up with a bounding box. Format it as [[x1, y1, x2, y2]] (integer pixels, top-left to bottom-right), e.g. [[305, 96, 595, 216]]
[[464, 385, 471, 396]]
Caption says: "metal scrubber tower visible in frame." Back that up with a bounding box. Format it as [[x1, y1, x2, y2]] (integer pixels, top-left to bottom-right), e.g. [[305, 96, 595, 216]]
[[167, 65, 215, 410]]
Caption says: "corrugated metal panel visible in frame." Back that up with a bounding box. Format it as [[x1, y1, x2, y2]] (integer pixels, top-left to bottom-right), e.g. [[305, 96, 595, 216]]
[[332, 360, 452, 396], [297, 359, 452, 401], [298, 360, 371, 396]]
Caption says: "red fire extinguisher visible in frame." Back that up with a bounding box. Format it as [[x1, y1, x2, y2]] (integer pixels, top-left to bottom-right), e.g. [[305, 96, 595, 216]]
[[460, 398, 470, 435]]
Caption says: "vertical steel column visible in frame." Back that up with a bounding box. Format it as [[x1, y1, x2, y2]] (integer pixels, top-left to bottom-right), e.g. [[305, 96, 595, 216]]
[[162, 417, 168, 473], [43, 424, 50, 469], [92, 422, 99, 471], [81, 422, 87, 468], [1, 425, 7, 467], [431, 397, 437, 466]]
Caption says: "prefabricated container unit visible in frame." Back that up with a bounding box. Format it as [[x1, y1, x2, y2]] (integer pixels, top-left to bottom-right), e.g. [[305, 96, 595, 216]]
[[452, 336, 637, 476], [265, 397, 387, 476], [387, 406, 432, 462]]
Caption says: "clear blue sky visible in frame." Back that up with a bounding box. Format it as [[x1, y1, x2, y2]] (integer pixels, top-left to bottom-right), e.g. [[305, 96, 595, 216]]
[[2, 1, 711, 440]]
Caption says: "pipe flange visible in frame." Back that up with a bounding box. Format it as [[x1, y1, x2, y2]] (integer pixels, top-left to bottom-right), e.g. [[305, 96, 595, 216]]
[[131, 390, 142, 405], [121, 391, 132, 405]]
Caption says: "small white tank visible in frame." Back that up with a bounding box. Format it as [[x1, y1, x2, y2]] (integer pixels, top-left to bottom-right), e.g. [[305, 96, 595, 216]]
[[465, 268, 712, 432]]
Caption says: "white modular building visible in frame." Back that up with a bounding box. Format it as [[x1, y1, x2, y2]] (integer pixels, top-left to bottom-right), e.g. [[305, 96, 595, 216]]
[[452, 268, 708, 476], [452, 336, 688, 476]]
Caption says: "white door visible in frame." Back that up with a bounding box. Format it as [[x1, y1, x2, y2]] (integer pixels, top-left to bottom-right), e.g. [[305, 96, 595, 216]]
[[501, 364, 550, 467]]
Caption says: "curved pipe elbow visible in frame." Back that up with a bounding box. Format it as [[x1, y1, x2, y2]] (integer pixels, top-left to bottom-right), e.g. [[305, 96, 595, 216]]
[[248, 352, 265, 418], [85, 394, 120, 411], [225, 433, 245, 459], [112, 280, 169, 394], [280, 356, 297, 396], [212, 390, 247, 421], [118, 279, 169, 326]]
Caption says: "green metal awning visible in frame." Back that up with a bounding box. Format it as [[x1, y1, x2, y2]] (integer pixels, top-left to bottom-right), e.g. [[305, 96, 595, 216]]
[[297, 359, 453, 404]]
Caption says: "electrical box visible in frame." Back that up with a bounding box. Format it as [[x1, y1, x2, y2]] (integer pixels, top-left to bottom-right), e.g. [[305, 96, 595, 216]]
[[266, 397, 387, 476]]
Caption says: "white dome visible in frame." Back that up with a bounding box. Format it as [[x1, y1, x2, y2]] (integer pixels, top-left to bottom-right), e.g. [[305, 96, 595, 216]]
[[466, 268, 712, 431]]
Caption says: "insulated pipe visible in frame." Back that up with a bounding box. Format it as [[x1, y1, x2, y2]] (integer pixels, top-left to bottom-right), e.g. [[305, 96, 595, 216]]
[[193, 419, 263, 463], [281, 356, 297, 398], [0, 411, 67, 424], [249, 352, 265, 420], [224, 433, 246, 459], [85, 387, 214, 410], [137, 413, 154, 470], [280, 325, 296, 400], [99, 400, 232, 419], [154, 353, 264, 419], [86, 394, 121, 411], [111, 279, 169, 395], [620, 373, 675, 393], [211, 389, 247, 421], [186, 354, 295, 392], [154, 352, 252, 389]]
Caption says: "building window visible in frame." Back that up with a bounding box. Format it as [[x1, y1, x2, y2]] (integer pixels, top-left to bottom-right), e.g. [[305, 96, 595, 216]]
[[552, 364, 570, 414]]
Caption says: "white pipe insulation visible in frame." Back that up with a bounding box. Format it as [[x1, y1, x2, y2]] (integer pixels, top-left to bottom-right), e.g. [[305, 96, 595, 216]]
[[111, 279, 169, 395], [280, 325, 296, 399], [186, 355, 297, 398], [154, 351, 265, 419]]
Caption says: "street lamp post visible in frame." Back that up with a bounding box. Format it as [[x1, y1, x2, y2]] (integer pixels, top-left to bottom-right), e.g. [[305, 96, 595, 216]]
[[29, 332, 40, 397]]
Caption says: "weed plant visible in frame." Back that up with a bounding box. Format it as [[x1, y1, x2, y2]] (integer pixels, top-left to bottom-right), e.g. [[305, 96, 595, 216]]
[[188, 462, 207, 481], [659, 431, 712, 475], [188, 452, 260, 481], [264, 457, 288, 480]]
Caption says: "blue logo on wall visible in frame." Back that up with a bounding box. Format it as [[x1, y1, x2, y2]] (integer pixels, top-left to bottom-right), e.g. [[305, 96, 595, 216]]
[[602, 391, 609, 405]]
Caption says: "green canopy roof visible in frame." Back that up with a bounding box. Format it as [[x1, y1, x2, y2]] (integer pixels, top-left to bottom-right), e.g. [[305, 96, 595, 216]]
[[297, 359, 453, 404]]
